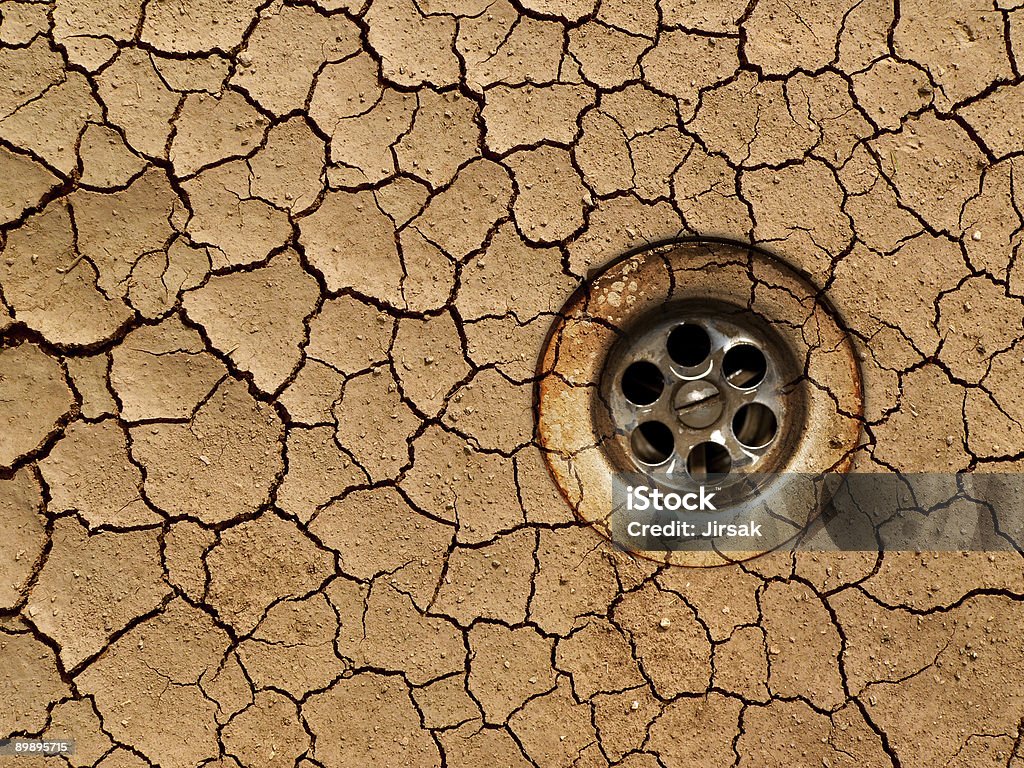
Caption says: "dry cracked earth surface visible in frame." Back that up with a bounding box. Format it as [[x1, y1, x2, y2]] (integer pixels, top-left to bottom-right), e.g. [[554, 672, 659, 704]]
[[2, 0, 1024, 766]]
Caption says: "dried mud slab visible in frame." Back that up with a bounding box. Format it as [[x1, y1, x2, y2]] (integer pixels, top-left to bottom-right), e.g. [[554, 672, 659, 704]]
[[431, 529, 536, 626], [232, 6, 361, 116], [1, 204, 135, 346], [183, 249, 320, 393], [0, 343, 74, 467], [110, 316, 227, 422], [238, 592, 346, 697], [0, 629, 70, 734], [310, 487, 451, 607], [0, 147, 59, 224], [303, 674, 440, 767], [128, 378, 284, 523], [221, 690, 310, 768], [3, 0, 1024, 765], [300, 189, 405, 303], [40, 419, 160, 527], [77, 600, 251, 768], [206, 513, 334, 634], [0, 468, 46, 610], [27, 517, 169, 671]]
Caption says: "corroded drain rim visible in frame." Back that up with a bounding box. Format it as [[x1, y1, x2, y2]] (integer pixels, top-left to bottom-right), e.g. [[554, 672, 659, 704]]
[[535, 238, 864, 567]]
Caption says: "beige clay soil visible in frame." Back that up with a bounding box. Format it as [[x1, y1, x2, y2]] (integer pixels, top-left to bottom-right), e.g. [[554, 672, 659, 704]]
[[2, 0, 1024, 766]]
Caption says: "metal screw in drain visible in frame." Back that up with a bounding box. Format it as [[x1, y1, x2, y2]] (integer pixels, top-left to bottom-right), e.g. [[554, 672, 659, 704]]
[[673, 380, 723, 429], [604, 309, 794, 489]]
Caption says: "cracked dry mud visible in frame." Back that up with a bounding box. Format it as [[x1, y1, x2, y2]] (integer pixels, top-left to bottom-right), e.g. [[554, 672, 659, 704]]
[[2, 0, 1024, 766]]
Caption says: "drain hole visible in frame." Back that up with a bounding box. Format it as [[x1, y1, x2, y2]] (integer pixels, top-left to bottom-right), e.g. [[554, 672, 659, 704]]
[[630, 421, 674, 465], [621, 361, 665, 405], [667, 324, 712, 367], [733, 403, 778, 448], [722, 344, 767, 388], [686, 441, 732, 480]]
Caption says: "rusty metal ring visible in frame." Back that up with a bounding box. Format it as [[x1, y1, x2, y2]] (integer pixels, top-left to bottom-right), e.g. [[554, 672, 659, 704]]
[[535, 238, 864, 567]]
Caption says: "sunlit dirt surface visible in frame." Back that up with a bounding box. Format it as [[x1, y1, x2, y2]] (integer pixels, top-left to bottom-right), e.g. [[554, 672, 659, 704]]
[[2, 0, 1024, 766]]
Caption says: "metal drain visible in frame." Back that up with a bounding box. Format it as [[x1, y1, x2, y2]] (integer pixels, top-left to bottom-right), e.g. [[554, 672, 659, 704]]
[[536, 238, 864, 567], [604, 307, 800, 490]]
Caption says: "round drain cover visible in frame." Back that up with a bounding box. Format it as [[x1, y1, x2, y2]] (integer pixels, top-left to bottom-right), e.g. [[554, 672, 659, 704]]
[[536, 239, 863, 567]]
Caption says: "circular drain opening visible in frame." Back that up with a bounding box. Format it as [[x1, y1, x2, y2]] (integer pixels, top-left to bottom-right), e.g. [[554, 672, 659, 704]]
[[667, 323, 712, 368], [722, 344, 767, 389], [630, 421, 674, 465], [733, 403, 778, 448], [620, 361, 664, 406], [687, 441, 732, 481], [536, 238, 864, 567]]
